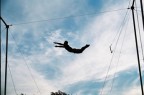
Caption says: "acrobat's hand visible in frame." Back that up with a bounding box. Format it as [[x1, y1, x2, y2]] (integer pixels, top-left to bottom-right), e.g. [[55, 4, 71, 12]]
[[54, 42, 58, 44], [53, 42, 64, 45]]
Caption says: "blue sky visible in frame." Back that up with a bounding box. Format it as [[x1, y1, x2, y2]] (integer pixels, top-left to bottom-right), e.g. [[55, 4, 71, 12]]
[[1, 0, 144, 95]]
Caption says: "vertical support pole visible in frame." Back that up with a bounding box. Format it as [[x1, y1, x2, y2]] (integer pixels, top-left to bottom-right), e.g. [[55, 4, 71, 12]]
[[4, 25, 9, 95], [0, 17, 10, 95], [139, 0, 144, 31], [0, 18, 1, 95], [131, 5, 144, 95], [0, 2, 1, 95]]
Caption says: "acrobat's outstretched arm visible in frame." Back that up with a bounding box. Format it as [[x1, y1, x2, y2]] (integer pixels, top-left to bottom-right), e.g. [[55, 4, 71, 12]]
[[54, 42, 64, 45], [55, 45, 64, 48]]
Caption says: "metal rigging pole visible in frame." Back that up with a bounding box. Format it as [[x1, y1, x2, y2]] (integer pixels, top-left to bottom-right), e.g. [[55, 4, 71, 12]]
[[139, 0, 144, 31], [131, 0, 144, 95], [0, 15, 1, 95], [0, 16, 10, 95], [0, 1, 2, 94]]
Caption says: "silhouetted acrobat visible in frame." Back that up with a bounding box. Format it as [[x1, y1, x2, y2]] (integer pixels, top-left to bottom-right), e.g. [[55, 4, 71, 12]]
[[54, 41, 90, 54]]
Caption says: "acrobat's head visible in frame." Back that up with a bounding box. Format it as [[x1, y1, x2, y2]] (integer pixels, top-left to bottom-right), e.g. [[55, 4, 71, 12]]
[[64, 41, 68, 45]]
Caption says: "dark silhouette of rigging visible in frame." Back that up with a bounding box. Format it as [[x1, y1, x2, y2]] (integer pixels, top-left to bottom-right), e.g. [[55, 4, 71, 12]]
[[54, 41, 90, 53]]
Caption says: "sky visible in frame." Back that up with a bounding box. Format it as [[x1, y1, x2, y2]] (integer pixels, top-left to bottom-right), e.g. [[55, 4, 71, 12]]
[[1, 0, 144, 95]]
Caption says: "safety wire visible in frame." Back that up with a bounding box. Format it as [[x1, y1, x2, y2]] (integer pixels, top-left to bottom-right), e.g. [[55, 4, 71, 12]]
[[99, 9, 130, 95], [9, 30, 42, 95], [108, 12, 131, 95], [135, 2, 144, 62], [12, 8, 127, 26], [99, 0, 132, 94], [109, 0, 133, 53], [110, 11, 131, 52]]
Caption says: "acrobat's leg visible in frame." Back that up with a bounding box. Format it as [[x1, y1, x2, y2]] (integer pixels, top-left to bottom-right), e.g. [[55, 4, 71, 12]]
[[80, 44, 90, 52]]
